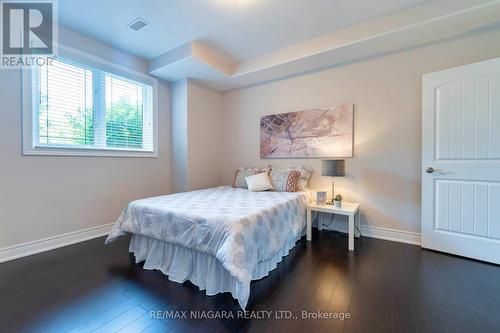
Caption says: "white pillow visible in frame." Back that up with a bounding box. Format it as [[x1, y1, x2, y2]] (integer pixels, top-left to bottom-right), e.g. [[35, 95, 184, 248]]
[[245, 172, 274, 192]]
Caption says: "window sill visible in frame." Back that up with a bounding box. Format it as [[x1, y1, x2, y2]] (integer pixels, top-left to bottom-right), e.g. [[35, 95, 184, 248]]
[[23, 146, 158, 158]]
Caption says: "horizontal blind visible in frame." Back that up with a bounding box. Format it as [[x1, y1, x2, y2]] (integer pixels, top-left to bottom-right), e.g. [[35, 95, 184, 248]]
[[104, 74, 153, 150], [37, 59, 94, 146], [35, 58, 154, 151]]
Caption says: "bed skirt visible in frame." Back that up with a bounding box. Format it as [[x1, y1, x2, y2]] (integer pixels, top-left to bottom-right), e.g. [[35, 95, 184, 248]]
[[129, 233, 302, 309]]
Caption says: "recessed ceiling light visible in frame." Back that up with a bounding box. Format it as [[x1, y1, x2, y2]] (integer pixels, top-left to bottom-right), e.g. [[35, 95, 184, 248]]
[[127, 18, 149, 31]]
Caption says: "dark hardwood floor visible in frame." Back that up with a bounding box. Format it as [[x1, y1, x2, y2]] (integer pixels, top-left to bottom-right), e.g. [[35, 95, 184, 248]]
[[1, 229, 499, 333]]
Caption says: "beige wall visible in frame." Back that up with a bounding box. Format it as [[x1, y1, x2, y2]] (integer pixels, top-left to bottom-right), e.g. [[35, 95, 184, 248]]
[[169, 80, 224, 192], [0, 29, 171, 249], [221, 28, 500, 234], [170, 80, 189, 192], [187, 81, 224, 190]]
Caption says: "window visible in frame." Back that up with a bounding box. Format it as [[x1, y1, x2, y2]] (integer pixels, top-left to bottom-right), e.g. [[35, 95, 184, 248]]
[[23, 53, 157, 157]]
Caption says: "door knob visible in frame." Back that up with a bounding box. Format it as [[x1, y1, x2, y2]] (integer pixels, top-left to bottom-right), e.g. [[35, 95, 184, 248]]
[[426, 167, 434, 174]]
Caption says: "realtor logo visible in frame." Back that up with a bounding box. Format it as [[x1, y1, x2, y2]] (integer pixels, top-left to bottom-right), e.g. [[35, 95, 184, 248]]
[[1, 0, 57, 68]]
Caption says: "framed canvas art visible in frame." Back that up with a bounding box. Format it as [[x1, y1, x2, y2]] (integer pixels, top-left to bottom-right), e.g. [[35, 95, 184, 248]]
[[260, 105, 354, 158]]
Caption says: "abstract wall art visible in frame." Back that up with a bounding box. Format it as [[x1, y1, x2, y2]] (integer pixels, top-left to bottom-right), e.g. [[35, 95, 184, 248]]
[[260, 105, 354, 158]]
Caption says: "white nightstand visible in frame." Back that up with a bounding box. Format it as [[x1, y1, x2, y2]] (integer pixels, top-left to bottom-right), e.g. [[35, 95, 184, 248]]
[[306, 201, 361, 251]]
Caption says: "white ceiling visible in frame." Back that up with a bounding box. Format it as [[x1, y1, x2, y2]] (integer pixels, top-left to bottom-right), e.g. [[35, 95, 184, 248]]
[[59, 0, 427, 61], [145, 0, 500, 91]]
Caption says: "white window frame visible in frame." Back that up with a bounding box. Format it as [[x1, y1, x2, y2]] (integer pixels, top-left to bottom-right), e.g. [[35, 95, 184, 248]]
[[22, 44, 159, 158]]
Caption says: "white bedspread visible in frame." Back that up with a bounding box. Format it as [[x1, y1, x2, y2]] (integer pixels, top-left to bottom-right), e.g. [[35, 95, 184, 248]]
[[105, 186, 311, 308]]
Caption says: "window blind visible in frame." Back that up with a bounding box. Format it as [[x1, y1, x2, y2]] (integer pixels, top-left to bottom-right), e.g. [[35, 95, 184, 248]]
[[34, 58, 154, 152]]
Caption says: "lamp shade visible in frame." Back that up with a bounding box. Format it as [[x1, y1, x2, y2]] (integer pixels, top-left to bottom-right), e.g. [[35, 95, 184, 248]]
[[321, 160, 345, 177]]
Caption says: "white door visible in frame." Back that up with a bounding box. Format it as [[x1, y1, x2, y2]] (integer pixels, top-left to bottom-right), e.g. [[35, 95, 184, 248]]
[[422, 57, 500, 264]]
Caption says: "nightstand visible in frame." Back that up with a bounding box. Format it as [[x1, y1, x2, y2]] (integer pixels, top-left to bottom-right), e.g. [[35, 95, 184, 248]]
[[306, 201, 360, 251]]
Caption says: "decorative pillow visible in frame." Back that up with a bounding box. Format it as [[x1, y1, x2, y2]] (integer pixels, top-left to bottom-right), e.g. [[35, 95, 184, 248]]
[[245, 172, 274, 192], [268, 165, 313, 190], [270, 170, 301, 192], [297, 178, 309, 191], [232, 167, 259, 188], [288, 166, 313, 180]]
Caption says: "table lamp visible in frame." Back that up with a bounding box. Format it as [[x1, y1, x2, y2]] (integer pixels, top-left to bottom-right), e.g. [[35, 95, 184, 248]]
[[321, 160, 345, 204]]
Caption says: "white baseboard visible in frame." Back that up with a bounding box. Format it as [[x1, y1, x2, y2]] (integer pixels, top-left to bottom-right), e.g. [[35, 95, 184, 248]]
[[0, 223, 114, 263], [319, 220, 421, 246], [358, 225, 421, 245]]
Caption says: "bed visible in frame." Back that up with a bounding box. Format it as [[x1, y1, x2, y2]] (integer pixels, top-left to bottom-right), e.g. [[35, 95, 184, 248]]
[[105, 186, 312, 309]]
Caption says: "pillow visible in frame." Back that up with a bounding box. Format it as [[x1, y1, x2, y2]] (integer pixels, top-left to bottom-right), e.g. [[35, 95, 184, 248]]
[[297, 178, 309, 191], [245, 172, 274, 192], [289, 166, 313, 181], [269, 170, 301, 192], [232, 167, 259, 188], [268, 165, 313, 190]]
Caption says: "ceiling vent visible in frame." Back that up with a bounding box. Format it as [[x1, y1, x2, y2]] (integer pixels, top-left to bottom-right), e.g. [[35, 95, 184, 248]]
[[127, 18, 148, 31]]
